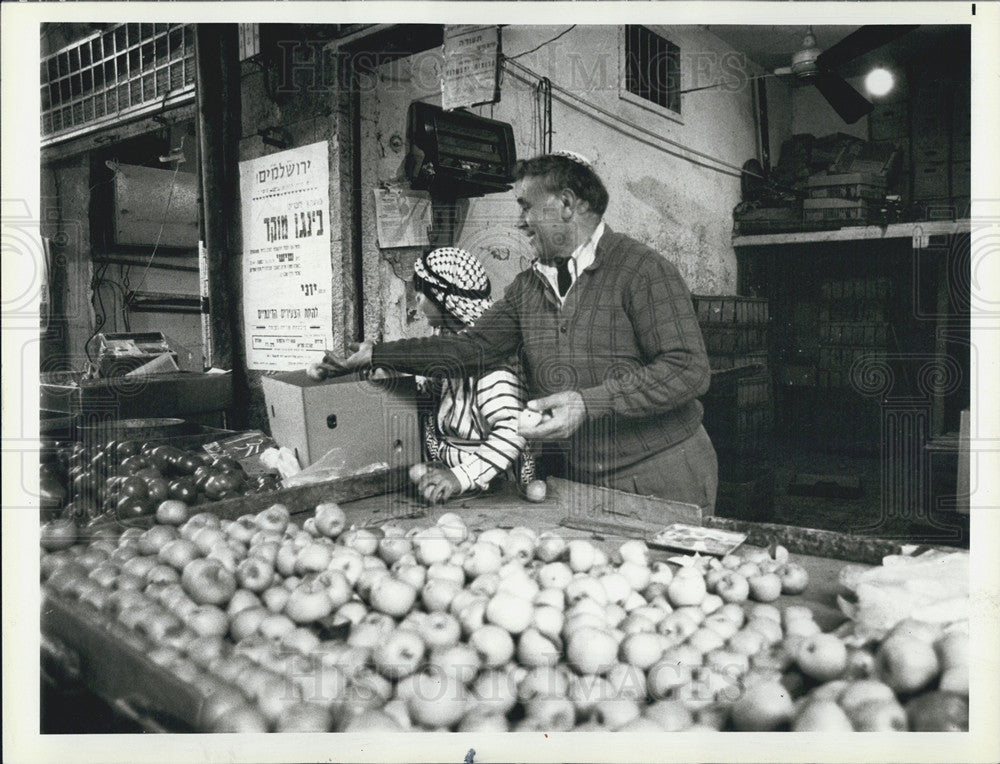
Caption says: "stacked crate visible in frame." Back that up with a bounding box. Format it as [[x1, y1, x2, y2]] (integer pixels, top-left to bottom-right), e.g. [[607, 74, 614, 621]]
[[692, 295, 775, 521], [692, 295, 769, 372], [868, 62, 970, 221], [816, 277, 893, 389]]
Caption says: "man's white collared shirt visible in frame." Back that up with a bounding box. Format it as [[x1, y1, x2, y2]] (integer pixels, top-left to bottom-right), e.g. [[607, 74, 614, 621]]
[[533, 220, 605, 305]]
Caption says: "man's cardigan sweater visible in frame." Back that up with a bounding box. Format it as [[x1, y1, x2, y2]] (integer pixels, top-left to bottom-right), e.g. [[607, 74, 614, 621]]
[[373, 227, 711, 476]]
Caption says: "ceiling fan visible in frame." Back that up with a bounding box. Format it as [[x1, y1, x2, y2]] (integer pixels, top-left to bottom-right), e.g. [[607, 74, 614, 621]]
[[773, 25, 918, 124]]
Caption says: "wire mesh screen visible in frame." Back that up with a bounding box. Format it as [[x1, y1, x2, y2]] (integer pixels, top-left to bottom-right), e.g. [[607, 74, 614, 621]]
[[41, 24, 195, 140], [624, 25, 681, 115]]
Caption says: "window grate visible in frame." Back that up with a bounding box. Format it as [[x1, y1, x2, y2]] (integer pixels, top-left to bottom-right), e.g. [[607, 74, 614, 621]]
[[40, 23, 196, 141], [624, 25, 680, 115]]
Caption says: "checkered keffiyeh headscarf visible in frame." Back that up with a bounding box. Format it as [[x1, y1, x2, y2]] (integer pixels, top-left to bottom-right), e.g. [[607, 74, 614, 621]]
[[413, 247, 492, 327]]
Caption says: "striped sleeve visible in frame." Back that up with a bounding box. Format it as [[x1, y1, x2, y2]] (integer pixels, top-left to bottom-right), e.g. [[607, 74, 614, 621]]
[[449, 366, 528, 492]]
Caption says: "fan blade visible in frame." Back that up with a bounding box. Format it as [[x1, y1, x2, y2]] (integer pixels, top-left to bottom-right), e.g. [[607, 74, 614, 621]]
[[817, 25, 919, 70], [812, 72, 873, 124]]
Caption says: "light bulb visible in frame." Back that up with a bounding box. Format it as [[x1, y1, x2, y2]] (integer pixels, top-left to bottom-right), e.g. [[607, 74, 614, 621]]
[[865, 68, 894, 97]]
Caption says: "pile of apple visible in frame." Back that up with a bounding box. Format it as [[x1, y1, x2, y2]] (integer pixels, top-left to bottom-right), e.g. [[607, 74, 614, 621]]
[[40, 505, 969, 732]]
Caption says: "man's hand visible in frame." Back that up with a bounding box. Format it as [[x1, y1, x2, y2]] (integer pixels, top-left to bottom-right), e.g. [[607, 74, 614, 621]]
[[322, 341, 373, 374], [417, 466, 462, 505], [519, 390, 586, 440]]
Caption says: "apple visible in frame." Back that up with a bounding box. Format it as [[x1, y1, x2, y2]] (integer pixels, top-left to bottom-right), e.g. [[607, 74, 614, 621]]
[[644, 699, 694, 731], [408, 463, 429, 484], [837, 678, 897, 713], [463, 541, 503, 578], [466, 623, 515, 668], [593, 697, 641, 730], [534, 587, 565, 611], [934, 630, 969, 670], [426, 562, 464, 588], [727, 627, 766, 657], [747, 572, 782, 602], [517, 665, 569, 702], [704, 648, 750, 677], [619, 631, 664, 670], [537, 562, 573, 590], [393, 563, 426, 591], [233, 557, 273, 593], [468, 573, 500, 597], [341, 528, 379, 557], [187, 604, 229, 638], [181, 559, 237, 606], [226, 589, 264, 617], [484, 591, 533, 635], [372, 628, 425, 680], [355, 567, 390, 601], [715, 572, 750, 604], [471, 668, 519, 717], [566, 627, 618, 675], [207, 702, 269, 733], [369, 576, 417, 618], [377, 536, 412, 566], [888, 617, 943, 644], [155, 499, 191, 526], [730, 680, 794, 731], [428, 643, 481, 685], [256, 503, 290, 534], [875, 635, 940, 695], [436, 513, 469, 544], [795, 633, 847, 682], [565, 576, 608, 606], [523, 695, 575, 731], [145, 563, 181, 585], [518, 408, 543, 430], [515, 627, 560, 668], [657, 610, 700, 644], [415, 612, 461, 651], [702, 613, 740, 641], [938, 664, 969, 695], [792, 699, 854, 731], [687, 627, 726, 656], [406, 672, 468, 728], [327, 548, 365, 586], [847, 698, 909, 731], [285, 578, 335, 623], [905, 690, 968, 731], [458, 710, 509, 732], [412, 527, 453, 566], [776, 562, 809, 595], [421, 577, 462, 613], [567, 540, 597, 573], [667, 568, 707, 608]]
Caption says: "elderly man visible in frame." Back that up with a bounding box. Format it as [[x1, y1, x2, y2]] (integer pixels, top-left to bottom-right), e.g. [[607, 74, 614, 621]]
[[331, 152, 717, 512]]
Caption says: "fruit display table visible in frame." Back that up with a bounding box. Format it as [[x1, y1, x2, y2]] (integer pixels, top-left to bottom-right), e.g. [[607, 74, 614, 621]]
[[40, 469, 970, 734]]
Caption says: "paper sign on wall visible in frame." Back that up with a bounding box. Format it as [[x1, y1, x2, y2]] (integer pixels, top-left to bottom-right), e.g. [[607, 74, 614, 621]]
[[442, 25, 500, 111], [373, 188, 432, 249], [239, 141, 334, 371]]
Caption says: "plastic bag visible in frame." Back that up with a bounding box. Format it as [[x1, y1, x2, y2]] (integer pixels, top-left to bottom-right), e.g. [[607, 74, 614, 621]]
[[280, 445, 389, 488], [836, 550, 969, 644], [204, 430, 277, 476]]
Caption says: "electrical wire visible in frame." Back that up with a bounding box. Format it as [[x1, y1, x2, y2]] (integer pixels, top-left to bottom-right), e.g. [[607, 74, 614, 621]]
[[502, 56, 781, 186], [128, 135, 185, 298], [506, 26, 577, 61]]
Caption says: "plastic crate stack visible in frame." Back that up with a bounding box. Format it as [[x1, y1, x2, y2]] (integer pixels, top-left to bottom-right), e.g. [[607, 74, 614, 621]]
[[692, 295, 775, 521]]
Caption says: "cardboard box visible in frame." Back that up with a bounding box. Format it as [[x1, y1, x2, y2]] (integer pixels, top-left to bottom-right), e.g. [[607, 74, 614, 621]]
[[261, 371, 422, 471]]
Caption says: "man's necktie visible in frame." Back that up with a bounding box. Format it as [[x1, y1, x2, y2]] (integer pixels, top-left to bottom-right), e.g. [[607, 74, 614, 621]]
[[555, 257, 572, 297]]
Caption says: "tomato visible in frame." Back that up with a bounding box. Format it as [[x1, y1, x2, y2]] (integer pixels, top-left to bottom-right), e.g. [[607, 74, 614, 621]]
[[120, 455, 150, 475], [146, 476, 169, 504], [72, 471, 100, 499], [168, 477, 198, 504], [212, 456, 243, 473], [116, 494, 153, 520], [175, 454, 201, 476], [133, 466, 164, 482], [194, 467, 218, 491], [203, 471, 241, 500], [118, 476, 150, 500], [116, 440, 140, 460], [149, 447, 173, 473]]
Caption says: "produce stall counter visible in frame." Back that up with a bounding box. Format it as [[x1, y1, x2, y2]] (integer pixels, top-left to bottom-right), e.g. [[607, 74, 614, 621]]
[[40, 469, 970, 734]]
